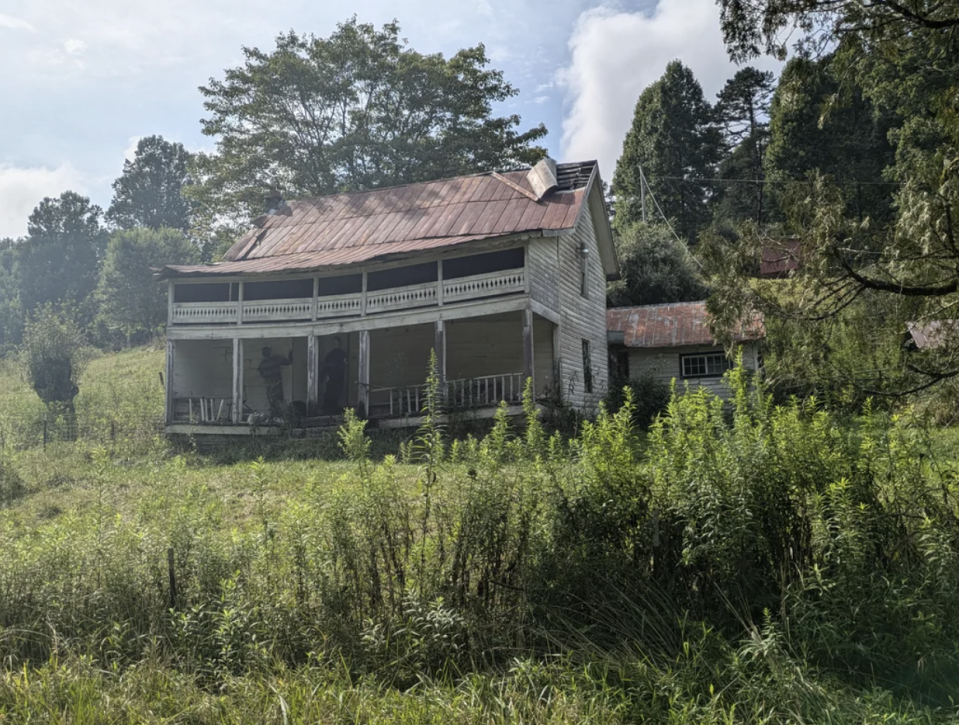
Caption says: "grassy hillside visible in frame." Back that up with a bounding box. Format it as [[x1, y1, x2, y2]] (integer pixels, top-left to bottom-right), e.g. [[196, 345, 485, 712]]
[[2, 349, 959, 722]]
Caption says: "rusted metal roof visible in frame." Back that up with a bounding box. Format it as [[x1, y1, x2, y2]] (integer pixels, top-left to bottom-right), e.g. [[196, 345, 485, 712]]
[[759, 239, 801, 278], [607, 301, 765, 348], [161, 161, 596, 279], [906, 320, 958, 351]]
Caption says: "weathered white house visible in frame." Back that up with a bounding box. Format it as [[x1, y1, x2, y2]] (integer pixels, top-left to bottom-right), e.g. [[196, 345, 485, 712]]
[[159, 159, 617, 435], [606, 301, 764, 399]]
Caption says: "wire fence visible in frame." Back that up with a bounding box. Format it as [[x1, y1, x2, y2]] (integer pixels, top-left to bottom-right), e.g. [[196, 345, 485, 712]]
[[0, 410, 165, 453]]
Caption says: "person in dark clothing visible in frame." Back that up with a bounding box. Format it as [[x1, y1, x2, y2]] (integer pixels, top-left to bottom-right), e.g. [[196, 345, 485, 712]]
[[257, 346, 293, 418], [321, 337, 348, 414]]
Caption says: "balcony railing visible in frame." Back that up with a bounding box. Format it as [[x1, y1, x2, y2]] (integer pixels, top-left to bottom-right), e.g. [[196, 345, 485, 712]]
[[369, 372, 526, 418], [170, 267, 526, 325]]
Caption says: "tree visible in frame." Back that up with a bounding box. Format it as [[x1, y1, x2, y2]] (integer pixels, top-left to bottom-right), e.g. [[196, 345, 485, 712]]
[[20, 306, 88, 416], [0, 238, 23, 352], [713, 67, 775, 225], [706, 0, 959, 397], [18, 192, 107, 325], [107, 136, 196, 232], [188, 18, 548, 226], [612, 60, 722, 241], [96, 228, 199, 343], [607, 222, 708, 307]]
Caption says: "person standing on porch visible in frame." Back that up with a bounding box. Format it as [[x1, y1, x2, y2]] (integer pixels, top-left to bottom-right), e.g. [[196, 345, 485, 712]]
[[258, 346, 293, 417], [321, 337, 348, 414]]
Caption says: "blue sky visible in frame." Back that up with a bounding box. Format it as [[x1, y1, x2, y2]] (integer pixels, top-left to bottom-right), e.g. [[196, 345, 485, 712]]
[[0, 0, 780, 238]]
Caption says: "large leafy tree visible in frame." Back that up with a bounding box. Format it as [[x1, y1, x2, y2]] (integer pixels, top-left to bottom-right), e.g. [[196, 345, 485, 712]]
[[107, 136, 196, 232], [713, 67, 775, 225], [20, 305, 88, 417], [18, 192, 107, 325], [612, 60, 722, 241], [607, 222, 708, 307], [188, 18, 548, 226], [707, 0, 959, 397], [96, 228, 198, 343]]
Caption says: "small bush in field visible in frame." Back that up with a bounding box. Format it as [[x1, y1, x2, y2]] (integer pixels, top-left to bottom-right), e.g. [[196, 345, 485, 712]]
[[0, 455, 25, 504]]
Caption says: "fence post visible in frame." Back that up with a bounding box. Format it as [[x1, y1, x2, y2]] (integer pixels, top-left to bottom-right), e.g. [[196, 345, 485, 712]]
[[167, 547, 178, 610], [42, 413, 48, 449]]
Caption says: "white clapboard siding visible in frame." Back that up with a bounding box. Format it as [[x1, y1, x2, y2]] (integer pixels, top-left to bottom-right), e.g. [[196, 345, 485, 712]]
[[627, 342, 760, 400], [527, 238, 559, 311], [557, 200, 609, 412]]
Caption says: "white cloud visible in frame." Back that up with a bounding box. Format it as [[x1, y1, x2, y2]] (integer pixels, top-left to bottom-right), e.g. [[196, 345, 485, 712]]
[[0, 164, 86, 238], [0, 14, 34, 31], [63, 38, 87, 55], [559, 0, 781, 180]]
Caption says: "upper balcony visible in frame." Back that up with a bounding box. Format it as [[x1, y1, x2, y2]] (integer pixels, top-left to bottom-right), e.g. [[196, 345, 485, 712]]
[[168, 247, 527, 327]]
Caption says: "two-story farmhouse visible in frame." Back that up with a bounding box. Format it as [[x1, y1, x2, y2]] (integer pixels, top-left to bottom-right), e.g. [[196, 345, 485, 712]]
[[158, 158, 617, 435]]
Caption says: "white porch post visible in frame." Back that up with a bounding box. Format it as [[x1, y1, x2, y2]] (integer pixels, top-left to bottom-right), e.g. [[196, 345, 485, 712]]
[[434, 320, 447, 399], [307, 335, 319, 416], [358, 329, 370, 418], [552, 323, 562, 401], [165, 339, 175, 425], [522, 308, 534, 394], [236, 281, 244, 325], [167, 281, 174, 326], [231, 338, 244, 424]]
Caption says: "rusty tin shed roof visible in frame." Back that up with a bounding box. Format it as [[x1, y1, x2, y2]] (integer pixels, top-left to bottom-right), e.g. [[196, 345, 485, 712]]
[[161, 161, 601, 279], [607, 301, 765, 348]]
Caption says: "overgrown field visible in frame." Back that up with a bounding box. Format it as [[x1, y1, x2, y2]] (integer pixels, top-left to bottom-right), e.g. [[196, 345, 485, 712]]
[[2, 354, 959, 722]]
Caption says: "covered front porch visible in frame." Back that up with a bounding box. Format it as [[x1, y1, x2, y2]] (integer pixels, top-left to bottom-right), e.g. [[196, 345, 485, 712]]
[[164, 309, 556, 432]]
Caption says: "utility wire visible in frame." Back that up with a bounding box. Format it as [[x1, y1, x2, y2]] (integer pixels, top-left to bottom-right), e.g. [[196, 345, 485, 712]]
[[659, 176, 901, 186], [637, 166, 704, 270]]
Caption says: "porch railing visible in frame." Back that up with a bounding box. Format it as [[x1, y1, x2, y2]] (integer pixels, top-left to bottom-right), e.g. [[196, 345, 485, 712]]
[[170, 267, 526, 325], [369, 372, 526, 418]]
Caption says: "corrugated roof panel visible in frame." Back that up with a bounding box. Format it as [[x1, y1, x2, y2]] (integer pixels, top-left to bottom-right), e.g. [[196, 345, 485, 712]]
[[606, 302, 764, 348]]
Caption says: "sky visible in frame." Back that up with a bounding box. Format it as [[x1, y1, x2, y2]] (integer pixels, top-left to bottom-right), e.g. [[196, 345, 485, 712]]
[[0, 0, 781, 239]]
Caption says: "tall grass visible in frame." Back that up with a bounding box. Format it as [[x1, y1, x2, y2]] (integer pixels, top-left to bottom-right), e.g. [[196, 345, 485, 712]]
[[1, 356, 959, 721]]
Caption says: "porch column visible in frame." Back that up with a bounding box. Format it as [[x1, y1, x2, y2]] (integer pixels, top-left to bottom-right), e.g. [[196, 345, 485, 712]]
[[522, 308, 534, 394], [552, 323, 562, 401], [307, 335, 319, 416], [231, 338, 244, 424], [165, 339, 175, 425], [434, 320, 447, 400], [358, 329, 370, 418]]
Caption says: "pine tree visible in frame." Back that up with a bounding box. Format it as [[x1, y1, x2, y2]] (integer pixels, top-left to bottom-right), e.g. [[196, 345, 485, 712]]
[[612, 60, 721, 242]]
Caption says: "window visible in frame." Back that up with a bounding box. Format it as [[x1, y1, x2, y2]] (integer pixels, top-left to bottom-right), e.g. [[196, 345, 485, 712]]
[[579, 242, 589, 297], [680, 352, 732, 378], [582, 339, 593, 393]]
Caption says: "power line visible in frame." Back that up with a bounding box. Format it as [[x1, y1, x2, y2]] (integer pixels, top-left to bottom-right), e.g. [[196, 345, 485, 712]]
[[659, 176, 902, 186]]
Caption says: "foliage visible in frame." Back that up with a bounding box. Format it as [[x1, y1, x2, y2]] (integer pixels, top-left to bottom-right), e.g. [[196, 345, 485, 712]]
[[612, 60, 721, 241], [95, 228, 198, 342], [604, 372, 671, 429], [713, 67, 776, 225], [0, 237, 22, 352], [19, 307, 89, 413], [708, 0, 959, 399], [106, 135, 197, 233], [188, 18, 548, 227], [607, 221, 708, 306], [17, 191, 107, 326]]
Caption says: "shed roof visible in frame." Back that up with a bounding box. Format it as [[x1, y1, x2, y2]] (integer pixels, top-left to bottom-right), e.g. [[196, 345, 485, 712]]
[[906, 320, 958, 351], [606, 301, 765, 348], [160, 160, 611, 279]]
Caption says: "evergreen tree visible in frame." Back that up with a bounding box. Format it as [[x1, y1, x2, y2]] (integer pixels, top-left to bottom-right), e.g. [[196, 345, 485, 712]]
[[107, 136, 196, 232], [713, 67, 775, 225], [0, 238, 23, 352], [96, 228, 198, 343], [612, 60, 721, 241], [19, 192, 107, 326]]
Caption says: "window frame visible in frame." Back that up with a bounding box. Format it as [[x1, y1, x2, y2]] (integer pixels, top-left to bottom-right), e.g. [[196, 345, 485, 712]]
[[679, 351, 732, 379], [582, 338, 593, 393]]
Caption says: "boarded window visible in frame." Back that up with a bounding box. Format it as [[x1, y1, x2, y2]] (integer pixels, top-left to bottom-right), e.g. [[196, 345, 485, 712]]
[[244, 278, 313, 300], [681, 352, 731, 378], [318, 274, 362, 297], [367, 262, 438, 292], [443, 248, 524, 280], [173, 283, 237, 303], [582, 339, 593, 393]]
